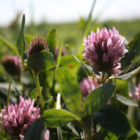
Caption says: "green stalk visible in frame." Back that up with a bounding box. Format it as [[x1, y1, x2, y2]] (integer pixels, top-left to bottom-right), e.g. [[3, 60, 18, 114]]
[[6, 80, 11, 108], [102, 72, 105, 83], [56, 40, 63, 69], [32, 70, 44, 111], [79, 121, 91, 140], [127, 106, 134, 122]]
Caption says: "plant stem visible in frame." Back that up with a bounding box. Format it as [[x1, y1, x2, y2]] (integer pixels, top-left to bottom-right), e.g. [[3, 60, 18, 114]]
[[127, 106, 134, 122], [6, 80, 11, 108], [79, 121, 91, 140], [102, 72, 105, 83], [32, 70, 44, 111]]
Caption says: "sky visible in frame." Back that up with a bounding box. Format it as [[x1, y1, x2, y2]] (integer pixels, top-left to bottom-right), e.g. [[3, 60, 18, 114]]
[[0, 0, 140, 26]]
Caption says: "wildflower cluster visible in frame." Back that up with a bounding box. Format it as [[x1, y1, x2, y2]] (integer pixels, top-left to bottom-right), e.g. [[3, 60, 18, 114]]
[[1, 13, 140, 140]]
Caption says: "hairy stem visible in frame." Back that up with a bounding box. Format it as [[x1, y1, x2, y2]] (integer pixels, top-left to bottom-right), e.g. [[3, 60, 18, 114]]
[[32, 70, 44, 111]]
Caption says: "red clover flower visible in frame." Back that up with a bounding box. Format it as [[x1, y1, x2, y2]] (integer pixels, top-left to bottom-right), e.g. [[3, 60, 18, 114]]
[[1, 55, 22, 80], [80, 78, 98, 100], [0, 95, 41, 140], [28, 37, 49, 73], [29, 37, 49, 56], [83, 27, 128, 75]]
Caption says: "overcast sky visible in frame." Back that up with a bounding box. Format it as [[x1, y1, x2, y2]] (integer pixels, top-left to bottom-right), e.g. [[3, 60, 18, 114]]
[[0, 0, 140, 26]]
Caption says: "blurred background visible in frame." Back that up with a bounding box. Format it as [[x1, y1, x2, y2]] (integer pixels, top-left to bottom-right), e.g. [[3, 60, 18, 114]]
[[1, 0, 140, 41], [1, 0, 140, 26]]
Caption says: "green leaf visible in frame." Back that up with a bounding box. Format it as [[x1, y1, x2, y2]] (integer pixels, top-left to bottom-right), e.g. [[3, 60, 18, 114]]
[[56, 68, 82, 116], [115, 79, 129, 97], [25, 34, 34, 45], [121, 38, 140, 69], [129, 82, 136, 94], [113, 94, 137, 107], [116, 60, 140, 80], [43, 109, 79, 128], [46, 28, 56, 54], [16, 14, 25, 61], [0, 35, 18, 54], [30, 87, 42, 100], [66, 122, 83, 138], [60, 55, 79, 68], [93, 105, 131, 136], [24, 118, 44, 140], [56, 41, 63, 69], [82, 83, 115, 117], [27, 51, 56, 70], [105, 133, 117, 140], [125, 125, 139, 140]]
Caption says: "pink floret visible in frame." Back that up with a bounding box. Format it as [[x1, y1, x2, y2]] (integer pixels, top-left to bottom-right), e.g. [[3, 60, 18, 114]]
[[0, 95, 41, 140], [83, 27, 128, 75]]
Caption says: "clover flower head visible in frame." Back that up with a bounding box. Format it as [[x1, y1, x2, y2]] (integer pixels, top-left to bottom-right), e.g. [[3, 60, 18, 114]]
[[80, 78, 98, 100], [29, 37, 48, 56], [129, 84, 140, 99], [83, 27, 128, 75], [0, 95, 41, 140], [1, 55, 22, 79]]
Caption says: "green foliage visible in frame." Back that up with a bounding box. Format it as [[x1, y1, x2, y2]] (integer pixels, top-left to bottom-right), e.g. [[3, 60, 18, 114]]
[[16, 14, 25, 61], [66, 122, 83, 138], [114, 94, 137, 107], [115, 79, 129, 97], [24, 118, 44, 140], [56, 41, 63, 68], [51, 132, 79, 140], [43, 109, 79, 128], [105, 133, 117, 140], [27, 50, 56, 70], [121, 38, 140, 69], [60, 55, 79, 68], [30, 87, 42, 100], [82, 83, 115, 117], [56, 68, 82, 116], [116, 60, 140, 80], [66, 44, 91, 76], [46, 28, 56, 54], [0, 35, 18, 54], [93, 105, 137, 137]]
